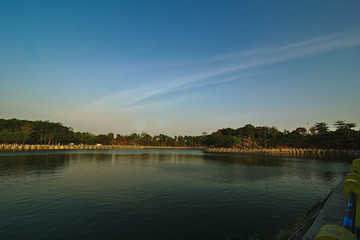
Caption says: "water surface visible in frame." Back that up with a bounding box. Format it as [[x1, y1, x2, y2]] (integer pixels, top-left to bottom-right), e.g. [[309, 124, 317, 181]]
[[0, 149, 349, 239]]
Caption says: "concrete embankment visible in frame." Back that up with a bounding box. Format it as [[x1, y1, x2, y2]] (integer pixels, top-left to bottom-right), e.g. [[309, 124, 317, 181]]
[[0, 144, 201, 152], [204, 148, 360, 159], [277, 179, 346, 240], [302, 179, 346, 239]]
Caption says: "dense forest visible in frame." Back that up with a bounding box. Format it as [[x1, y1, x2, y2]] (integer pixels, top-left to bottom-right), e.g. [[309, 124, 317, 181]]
[[0, 118, 359, 149]]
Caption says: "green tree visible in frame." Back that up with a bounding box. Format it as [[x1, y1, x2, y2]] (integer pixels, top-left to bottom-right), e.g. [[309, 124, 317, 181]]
[[128, 133, 139, 145], [263, 128, 268, 149], [95, 134, 112, 145], [334, 120, 357, 130], [0, 129, 14, 143], [20, 123, 34, 143], [295, 127, 307, 135], [243, 124, 255, 137], [251, 131, 255, 149], [314, 122, 329, 134], [140, 132, 152, 146], [205, 135, 235, 148], [107, 132, 114, 140], [309, 126, 316, 135], [177, 135, 185, 146]]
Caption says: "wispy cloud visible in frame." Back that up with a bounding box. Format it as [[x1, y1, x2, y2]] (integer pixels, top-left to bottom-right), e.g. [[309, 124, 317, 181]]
[[87, 28, 360, 111]]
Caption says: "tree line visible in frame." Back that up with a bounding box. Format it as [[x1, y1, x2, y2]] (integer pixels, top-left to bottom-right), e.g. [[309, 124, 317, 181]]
[[0, 118, 203, 147], [205, 121, 359, 149], [0, 118, 359, 149]]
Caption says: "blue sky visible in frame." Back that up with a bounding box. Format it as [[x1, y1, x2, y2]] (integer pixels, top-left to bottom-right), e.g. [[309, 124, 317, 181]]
[[1, 0, 360, 136]]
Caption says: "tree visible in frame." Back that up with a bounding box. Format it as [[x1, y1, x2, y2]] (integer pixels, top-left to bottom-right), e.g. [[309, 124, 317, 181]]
[[263, 127, 268, 149], [309, 126, 316, 135], [0, 129, 14, 143], [140, 132, 152, 146], [236, 128, 245, 148], [346, 122, 357, 129], [20, 123, 34, 143], [205, 135, 236, 148], [214, 128, 237, 136], [243, 124, 255, 137], [314, 122, 329, 134], [334, 120, 357, 130], [81, 132, 96, 144], [107, 133, 114, 140], [177, 135, 185, 146], [294, 127, 307, 135], [251, 131, 255, 149], [128, 133, 139, 145], [96, 134, 112, 145]]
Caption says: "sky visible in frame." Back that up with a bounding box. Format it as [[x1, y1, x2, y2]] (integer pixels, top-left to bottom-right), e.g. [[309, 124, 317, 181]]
[[1, 0, 360, 136]]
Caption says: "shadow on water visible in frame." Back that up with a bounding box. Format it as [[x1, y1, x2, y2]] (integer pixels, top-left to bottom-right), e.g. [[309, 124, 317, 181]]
[[0, 153, 70, 177], [203, 152, 284, 167], [202, 152, 349, 186], [0, 149, 206, 178]]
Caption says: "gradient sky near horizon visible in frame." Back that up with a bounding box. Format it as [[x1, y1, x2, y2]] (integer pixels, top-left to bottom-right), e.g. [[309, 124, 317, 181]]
[[1, 0, 360, 136]]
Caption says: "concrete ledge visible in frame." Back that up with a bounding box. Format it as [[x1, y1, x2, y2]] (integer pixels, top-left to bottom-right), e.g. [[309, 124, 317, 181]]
[[303, 179, 346, 239]]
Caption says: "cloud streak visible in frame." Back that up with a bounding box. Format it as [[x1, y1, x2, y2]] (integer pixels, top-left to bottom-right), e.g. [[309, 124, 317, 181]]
[[87, 28, 360, 111]]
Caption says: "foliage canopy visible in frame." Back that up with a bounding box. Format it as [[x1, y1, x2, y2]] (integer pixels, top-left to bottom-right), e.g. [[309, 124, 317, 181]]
[[0, 118, 359, 149]]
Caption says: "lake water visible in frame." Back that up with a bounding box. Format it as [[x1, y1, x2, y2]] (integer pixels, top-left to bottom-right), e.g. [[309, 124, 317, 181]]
[[0, 149, 350, 240]]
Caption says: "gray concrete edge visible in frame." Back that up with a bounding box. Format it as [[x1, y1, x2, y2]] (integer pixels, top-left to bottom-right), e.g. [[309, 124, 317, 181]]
[[303, 179, 346, 239]]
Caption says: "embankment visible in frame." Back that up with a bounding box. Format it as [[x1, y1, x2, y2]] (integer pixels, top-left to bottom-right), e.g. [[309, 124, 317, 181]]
[[301, 179, 346, 239], [0, 144, 201, 152], [275, 179, 345, 240], [204, 148, 360, 159]]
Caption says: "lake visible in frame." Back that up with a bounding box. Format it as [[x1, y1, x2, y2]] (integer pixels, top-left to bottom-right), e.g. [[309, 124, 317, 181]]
[[0, 149, 350, 239]]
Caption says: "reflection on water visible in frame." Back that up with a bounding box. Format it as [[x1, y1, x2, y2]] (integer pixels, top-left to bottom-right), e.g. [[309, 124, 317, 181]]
[[0, 149, 350, 240], [0, 153, 69, 177], [204, 153, 284, 166]]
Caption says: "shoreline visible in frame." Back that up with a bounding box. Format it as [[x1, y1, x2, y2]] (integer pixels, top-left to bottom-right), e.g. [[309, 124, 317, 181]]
[[204, 147, 360, 159], [275, 179, 343, 240], [0, 144, 203, 152], [1, 144, 359, 159]]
